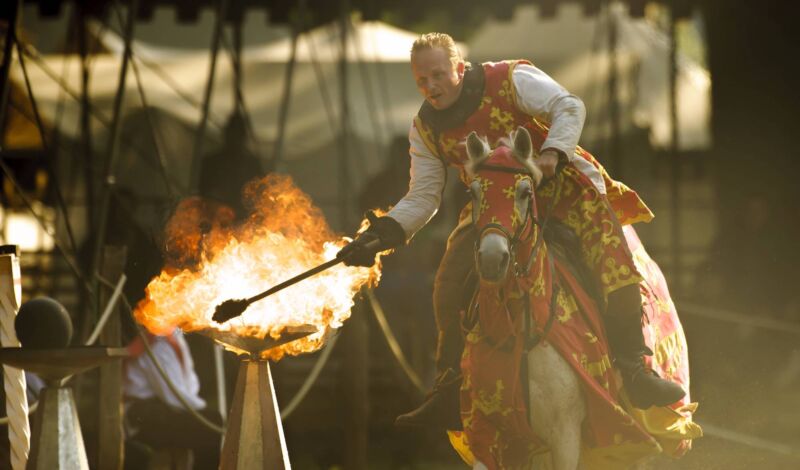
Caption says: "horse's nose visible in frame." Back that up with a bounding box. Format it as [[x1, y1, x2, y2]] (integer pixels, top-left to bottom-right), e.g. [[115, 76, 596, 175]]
[[478, 246, 510, 283]]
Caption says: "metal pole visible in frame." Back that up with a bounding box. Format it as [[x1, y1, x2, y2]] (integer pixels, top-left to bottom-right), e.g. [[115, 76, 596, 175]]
[[16, 41, 80, 255], [271, 14, 300, 170], [77, 4, 95, 250], [669, 3, 682, 293], [189, 0, 229, 190], [606, 1, 622, 178], [19, 45, 185, 187], [231, 17, 243, 114], [0, 0, 20, 135], [338, 4, 367, 469], [89, 0, 137, 328], [338, 1, 351, 231]]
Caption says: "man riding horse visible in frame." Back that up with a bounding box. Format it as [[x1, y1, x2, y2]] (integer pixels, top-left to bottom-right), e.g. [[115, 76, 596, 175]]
[[338, 32, 685, 428]]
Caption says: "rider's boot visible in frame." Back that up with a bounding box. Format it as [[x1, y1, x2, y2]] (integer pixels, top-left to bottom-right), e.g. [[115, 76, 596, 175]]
[[394, 367, 462, 430], [605, 313, 686, 409], [395, 329, 463, 430]]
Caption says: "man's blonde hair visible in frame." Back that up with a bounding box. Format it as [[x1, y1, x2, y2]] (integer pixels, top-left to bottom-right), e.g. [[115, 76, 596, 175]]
[[411, 32, 462, 69]]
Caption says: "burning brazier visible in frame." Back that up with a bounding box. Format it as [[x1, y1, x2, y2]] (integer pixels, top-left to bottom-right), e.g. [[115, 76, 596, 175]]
[[134, 178, 383, 468], [198, 325, 317, 470]]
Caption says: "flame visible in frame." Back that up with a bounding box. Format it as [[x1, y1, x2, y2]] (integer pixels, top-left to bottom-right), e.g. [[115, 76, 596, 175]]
[[135, 174, 383, 361]]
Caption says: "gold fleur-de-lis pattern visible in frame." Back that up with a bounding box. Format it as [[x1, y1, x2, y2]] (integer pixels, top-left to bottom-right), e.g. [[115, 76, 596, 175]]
[[457, 130, 698, 469], [412, 59, 654, 229]]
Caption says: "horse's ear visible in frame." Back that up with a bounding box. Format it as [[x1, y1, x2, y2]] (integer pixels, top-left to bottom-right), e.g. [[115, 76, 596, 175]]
[[511, 127, 542, 184], [466, 131, 489, 162], [465, 132, 490, 180], [512, 127, 533, 161]]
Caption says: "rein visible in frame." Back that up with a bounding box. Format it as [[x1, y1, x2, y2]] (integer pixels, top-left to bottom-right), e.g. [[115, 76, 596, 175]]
[[521, 177, 561, 350]]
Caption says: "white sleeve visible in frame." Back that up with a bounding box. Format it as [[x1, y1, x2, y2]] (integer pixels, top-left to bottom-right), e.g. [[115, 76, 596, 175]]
[[512, 63, 586, 161], [386, 123, 446, 239]]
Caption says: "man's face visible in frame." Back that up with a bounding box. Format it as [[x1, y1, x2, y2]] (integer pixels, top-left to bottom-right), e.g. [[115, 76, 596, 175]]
[[411, 47, 465, 110]]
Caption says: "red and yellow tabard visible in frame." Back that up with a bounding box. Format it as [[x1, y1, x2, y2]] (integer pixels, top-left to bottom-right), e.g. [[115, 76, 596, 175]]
[[448, 154, 700, 469], [413, 60, 654, 226]]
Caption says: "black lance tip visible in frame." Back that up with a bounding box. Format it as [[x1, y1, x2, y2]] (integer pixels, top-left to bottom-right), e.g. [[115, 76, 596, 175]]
[[212, 298, 250, 323]]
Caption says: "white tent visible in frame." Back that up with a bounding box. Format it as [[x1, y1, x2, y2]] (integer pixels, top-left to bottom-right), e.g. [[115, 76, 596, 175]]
[[12, 12, 471, 233], [15, 11, 472, 155], [467, 3, 711, 151]]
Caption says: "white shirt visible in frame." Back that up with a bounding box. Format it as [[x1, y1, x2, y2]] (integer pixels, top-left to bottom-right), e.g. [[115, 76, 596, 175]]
[[387, 63, 605, 239], [124, 329, 206, 411]]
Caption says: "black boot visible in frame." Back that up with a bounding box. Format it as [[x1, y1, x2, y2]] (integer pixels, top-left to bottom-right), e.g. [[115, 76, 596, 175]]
[[605, 314, 686, 409], [395, 368, 462, 430]]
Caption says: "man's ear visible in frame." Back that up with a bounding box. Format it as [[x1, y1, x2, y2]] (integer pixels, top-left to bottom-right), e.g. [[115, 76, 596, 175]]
[[456, 61, 465, 79]]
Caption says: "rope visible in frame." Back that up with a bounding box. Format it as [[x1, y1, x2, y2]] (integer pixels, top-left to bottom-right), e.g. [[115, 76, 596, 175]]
[[93, 276, 343, 432], [110, 3, 182, 200], [85, 0, 138, 338], [85, 274, 127, 346], [271, 6, 301, 169], [365, 289, 426, 394], [14, 40, 80, 257], [279, 333, 339, 420], [218, 21, 261, 155], [0, 158, 92, 297], [697, 420, 800, 460], [96, 16, 224, 129], [189, 0, 230, 188], [0, 402, 37, 426], [0, 272, 124, 426], [678, 301, 800, 336], [0, 291, 31, 470], [17, 41, 185, 182], [113, 293, 226, 434]]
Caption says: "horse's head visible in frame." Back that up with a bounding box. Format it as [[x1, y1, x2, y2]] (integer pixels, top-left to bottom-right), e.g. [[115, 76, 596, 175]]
[[465, 127, 543, 284]]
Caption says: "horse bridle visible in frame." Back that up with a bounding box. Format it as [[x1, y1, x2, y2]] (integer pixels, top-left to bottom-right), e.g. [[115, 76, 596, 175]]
[[470, 164, 561, 350], [472, 165, 536, 266]]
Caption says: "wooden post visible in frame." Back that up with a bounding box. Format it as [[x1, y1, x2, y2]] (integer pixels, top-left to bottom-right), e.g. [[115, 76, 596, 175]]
[[96, 245, 126, 470], [342, 298, 368, 470]]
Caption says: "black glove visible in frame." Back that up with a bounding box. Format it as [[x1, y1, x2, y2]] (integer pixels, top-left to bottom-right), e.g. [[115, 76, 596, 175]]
[[337, 212, 406, 267]]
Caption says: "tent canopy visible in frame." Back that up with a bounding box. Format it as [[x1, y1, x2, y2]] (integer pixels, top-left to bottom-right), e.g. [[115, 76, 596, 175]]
[[467, 3, 710, 150]]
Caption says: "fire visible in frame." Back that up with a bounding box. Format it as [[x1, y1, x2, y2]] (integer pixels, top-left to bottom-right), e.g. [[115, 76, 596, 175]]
[[135, 174, 383, 360]]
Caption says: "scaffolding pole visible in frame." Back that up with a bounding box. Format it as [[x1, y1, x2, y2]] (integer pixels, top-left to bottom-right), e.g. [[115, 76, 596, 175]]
[[89, 0, 137, 331], [669, 3, 682, 293], [189, 0, 229, 190]]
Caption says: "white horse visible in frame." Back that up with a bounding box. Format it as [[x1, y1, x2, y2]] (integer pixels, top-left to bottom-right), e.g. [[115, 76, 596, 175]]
[[465, 128, 586, 470]]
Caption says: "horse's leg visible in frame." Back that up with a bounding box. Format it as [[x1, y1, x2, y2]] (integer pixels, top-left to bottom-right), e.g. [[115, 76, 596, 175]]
[[527, 342, 587, 470]]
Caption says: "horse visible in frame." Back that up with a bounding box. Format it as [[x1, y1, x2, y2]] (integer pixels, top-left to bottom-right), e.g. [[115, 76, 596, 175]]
[[456, 126, 699, 470]]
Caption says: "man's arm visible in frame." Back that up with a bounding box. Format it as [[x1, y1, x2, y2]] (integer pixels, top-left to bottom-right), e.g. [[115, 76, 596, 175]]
[[512, 63, 587, 177], [339, 124, 445, 267], [385, 123, 447, 239]]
